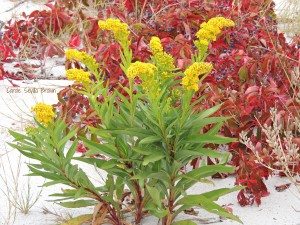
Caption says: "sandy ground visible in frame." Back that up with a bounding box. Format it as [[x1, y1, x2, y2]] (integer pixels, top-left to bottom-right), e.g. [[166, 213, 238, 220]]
[[0, 1, 300, 225]]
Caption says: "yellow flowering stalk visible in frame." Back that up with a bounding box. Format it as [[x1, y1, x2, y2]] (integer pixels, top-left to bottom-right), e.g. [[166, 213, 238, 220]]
[[196, 17, 235, 42], [182, 62, 213, 91], [65, 49, 99, 75], [150, 37, 163, 55], [31, 103, 55, 125], [98, 18, 132, 74], [98, 18, 130, 48], [195, 16, 235, 61], [127, 61, 159, 98], [66, 68, 91, 85], [126, 61, 157, 80], [149, 36, 176, 79]]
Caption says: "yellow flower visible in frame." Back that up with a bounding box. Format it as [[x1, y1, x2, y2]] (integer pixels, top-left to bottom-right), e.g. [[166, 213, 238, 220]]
[[199, 39, 209, 46], [66, 68, 91, 84], [203, 17, 235, 29], [127, 61, 160, 98], [65, 49, 99, 74], [126, 61, 157, 79], [149, 36, 176, 79], [98, 18, 130, 44], [153, 52, 175, 78], [31, 103, 55, 125], [182, 62, 213, 91], [150, 36, 163, 55], [196, 17, 235, 43]]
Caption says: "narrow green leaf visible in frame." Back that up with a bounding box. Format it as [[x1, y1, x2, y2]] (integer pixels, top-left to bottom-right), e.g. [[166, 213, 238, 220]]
[[58, 127, 78, 151], [60, 214, 92, 225], [177, 195, 242, 223], [201, 186, 244, 201], [176, 165, 235, 192], [146, 185, 162, 207], [142, 152, 165, 166], [65, 140, 78, 163], [186, 134, 236, 145], [59, 200, 97, 208], [81, 137, 119, 158], [172, 220, 197, 225], [139, 136, 161, 145]]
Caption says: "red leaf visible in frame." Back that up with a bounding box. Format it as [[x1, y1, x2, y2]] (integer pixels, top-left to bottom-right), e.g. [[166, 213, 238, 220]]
[[69, 34, 82, 48]]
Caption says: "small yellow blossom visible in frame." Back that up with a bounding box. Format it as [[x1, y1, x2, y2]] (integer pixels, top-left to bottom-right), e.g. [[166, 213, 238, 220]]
[[31, 103, 55, 125], [150, 36, 163, 55], [203, 17, 235, 29], [196, 17, 235, 43], [127, 61, 160, 98], [199, 39, 209, 46], [153, 52, 175, 78], [98, 18, 130, 45], [149, 36, 175, 79], [66, 68, 91, 84], [126, 61, 157, 79], [65, 49, 99, 74], [182, 62, 213, 91]]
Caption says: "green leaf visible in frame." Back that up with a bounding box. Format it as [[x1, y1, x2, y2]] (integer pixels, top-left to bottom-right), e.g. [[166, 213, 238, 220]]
[[175, 147, 228, 161], [74, 157, 117, 170], [190, 117, 229, 133], [177, 195, 242, 223], [59, 200, 97, 208], [81, 137, 119, 158], [145, 203, 168, 219], [146, 185, 162, 208], [142, 152, 165, 166], [58, 127, 78, 151], [186, 134, 236, 145], [9, 130, 32, 142], [65, 140, 78, 164], [180, 165, 234, 180], [172, 220, 197, 225], [185, 104, 223, 128], [60, 214, 92, 225], [139, 136, 161, 145], [201, 186, 244, 201], [176, 165, 235, 192], [27, 166, 65, 181], [132, 146, 153, 155], [238, 65, 248, 82]]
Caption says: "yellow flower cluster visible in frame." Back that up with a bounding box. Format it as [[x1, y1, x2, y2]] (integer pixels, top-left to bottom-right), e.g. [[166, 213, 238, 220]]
[[182, 62, 213, 91], [150, 37, 163, 55], [98, 18, 130, 45], [127, 61, 160, 98], [31, 103, 55, 125], [66, 68, 91, 84], [126, 61, 157, 80], [196, 17, 235, 43], [149, 36, 175, 79], [65, 49, 99, 74]]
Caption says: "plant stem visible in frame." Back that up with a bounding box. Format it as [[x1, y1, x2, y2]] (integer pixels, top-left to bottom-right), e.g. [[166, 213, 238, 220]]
[[133, 181, 143, 224], [61, 169, 123, 225], [162, 176, 176, 225]]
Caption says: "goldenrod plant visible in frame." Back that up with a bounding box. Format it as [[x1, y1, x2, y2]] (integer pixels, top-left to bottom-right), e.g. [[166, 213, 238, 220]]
[[9, 17, 243, 225]]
